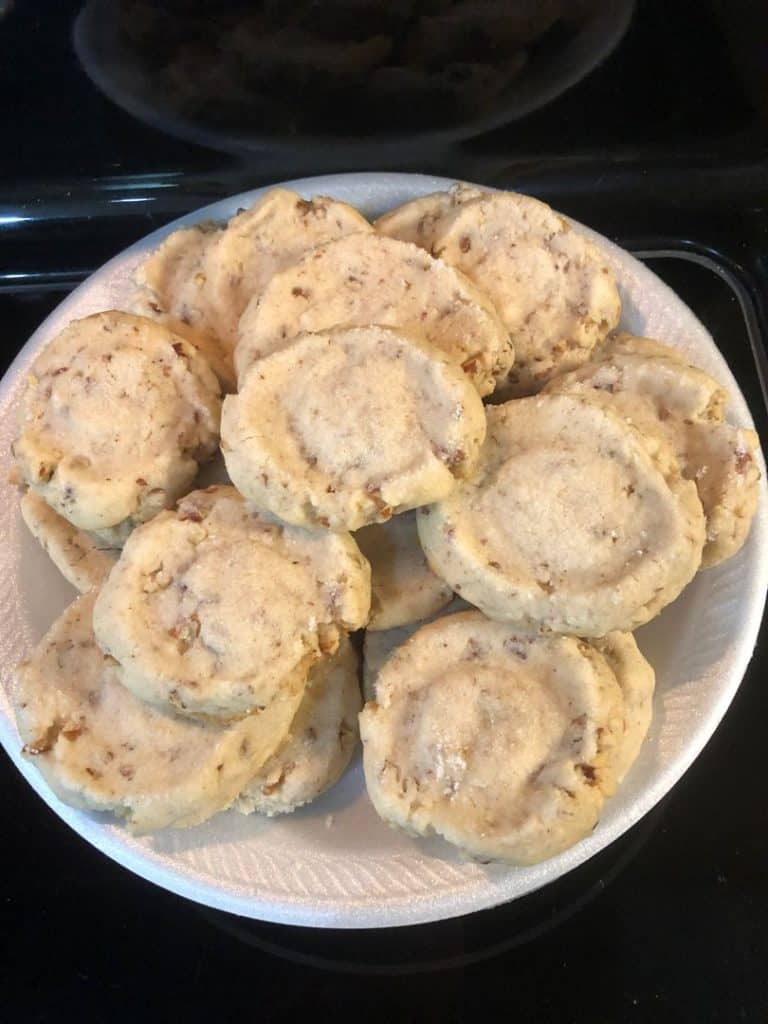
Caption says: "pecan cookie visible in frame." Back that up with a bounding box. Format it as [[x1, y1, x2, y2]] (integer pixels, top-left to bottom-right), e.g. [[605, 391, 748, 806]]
[[222, 326, 486, 531], [417, 394, 706, 636], [377, 186, 620, 396], [14, 312, 221, 536], [234, 232, 513, 396], [15, 593, 305, 831], [545, 334, 760, 567], [238, 636, 362, 817], [364, 619, 654, 786], [93, 486, 370, 721], [132, 221, 221, 339], [359, 611, 626, 865]]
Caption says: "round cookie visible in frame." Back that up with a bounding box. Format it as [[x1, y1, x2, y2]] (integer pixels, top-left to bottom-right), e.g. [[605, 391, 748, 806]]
[[359, 611, 626, 865], [430, 191, 620, 396], [592, 632, 655, 786], [417, 394, 706, 636], [93, 486, 370, 721], [222, 326, 487, 531], [14, 593, 305, 832], [234, 232, 513, 396], [545, 334, 759, 566], [356, 510, 455, 631], [206, 188, 372, 352], [20, 490, 118, 594], [237, 636, 362, 817], [13, 311, 221, 535], [377, 187, 620, 396]]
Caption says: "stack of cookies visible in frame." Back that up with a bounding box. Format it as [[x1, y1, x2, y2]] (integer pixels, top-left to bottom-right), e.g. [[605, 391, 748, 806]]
[[12, 185, 761, 866]]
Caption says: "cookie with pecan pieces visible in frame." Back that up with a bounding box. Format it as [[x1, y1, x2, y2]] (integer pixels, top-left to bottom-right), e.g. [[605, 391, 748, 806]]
[[417, 394, 705, 636], [93, 486, 370, 721], [132, 188, 371, 368], [234, 232, 513, 396], [378, 186, 620, 396], [546, 333, 760, 567], [223, 326, 486, 531], [14, 311, 221, 536], [20, 490, 118, 594], [15, 592, 304, 831], [360, 611, 626, 865], [356, 509, 456, 631]]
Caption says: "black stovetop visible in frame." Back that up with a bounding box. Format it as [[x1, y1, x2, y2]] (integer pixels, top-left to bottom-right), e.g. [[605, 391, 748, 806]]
[[2, 3, 767, 1021]]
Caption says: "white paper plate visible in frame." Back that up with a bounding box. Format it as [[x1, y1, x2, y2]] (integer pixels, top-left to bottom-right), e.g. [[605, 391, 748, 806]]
[[1, 173, 766, 929]]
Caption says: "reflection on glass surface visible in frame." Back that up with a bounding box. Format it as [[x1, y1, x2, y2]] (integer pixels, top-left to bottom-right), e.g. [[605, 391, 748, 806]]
[[74, 0, 633, 151]]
